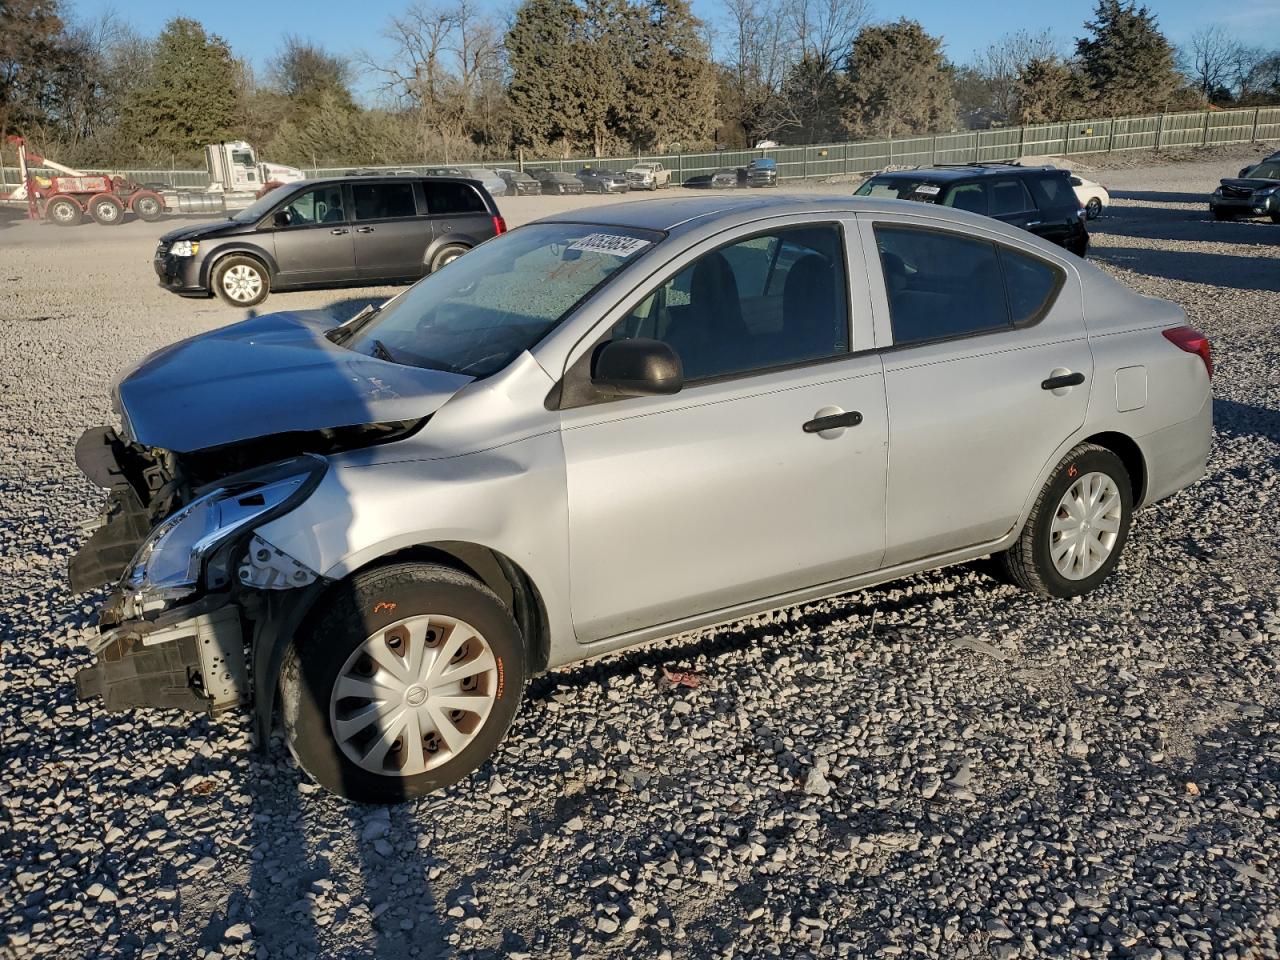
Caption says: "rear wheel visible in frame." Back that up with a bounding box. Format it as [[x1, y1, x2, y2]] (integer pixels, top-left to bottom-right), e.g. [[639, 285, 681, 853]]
[[89, 194, 124, 226], [279, 562, 527, 803], [998, 443, 1133, 598], [430, 244, 468, 272], [45, 197, 81, 226], [1085, 197, 1102, 219], [212, 254, 270, 307], [132, 192, 165, 222]]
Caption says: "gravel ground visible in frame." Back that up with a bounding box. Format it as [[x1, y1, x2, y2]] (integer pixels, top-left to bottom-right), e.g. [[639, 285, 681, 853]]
[[2, 144, 1279, 960]]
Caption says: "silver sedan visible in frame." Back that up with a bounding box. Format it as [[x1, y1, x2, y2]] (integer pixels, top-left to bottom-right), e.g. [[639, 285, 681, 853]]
[[72, 196, 1212, 802]]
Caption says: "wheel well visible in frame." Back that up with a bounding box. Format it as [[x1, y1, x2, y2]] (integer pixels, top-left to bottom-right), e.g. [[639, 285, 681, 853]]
[[1084, 431, 1147, 504], [207, 249, 273, 286], [360, 543, 551, 675]]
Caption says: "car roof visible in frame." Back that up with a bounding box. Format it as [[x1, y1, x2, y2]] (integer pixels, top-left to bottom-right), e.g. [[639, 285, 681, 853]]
[[870, 164, 1065, 183], [289, 175, 479, 187], [536, 193, 1054, 237]]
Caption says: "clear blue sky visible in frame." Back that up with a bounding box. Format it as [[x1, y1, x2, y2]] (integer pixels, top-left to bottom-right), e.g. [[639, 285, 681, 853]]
[[72, 0, 1272, 100]]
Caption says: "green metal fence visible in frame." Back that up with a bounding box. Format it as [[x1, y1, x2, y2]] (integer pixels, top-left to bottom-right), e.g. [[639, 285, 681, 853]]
[[4, 104, 1278, 192]]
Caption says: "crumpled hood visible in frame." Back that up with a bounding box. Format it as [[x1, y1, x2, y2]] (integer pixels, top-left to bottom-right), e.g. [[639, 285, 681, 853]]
[[158, 219, 242, 244], [1220, 177, 1280, 191], [114, 311, 473, 453]]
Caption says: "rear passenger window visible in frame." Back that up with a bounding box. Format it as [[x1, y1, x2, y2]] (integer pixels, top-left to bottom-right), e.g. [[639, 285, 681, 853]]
[[352, 182, 417, 220], [1001, 248, 1061, 324], [875, 225, 1064, 345], [425, 182, 486, 215], [989, 179, 1034, 216], [943, 182, 987, 214]]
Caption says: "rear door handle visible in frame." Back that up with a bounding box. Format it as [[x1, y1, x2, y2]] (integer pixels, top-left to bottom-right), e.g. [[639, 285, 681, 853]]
[[330, 227, 349, 235], [803, 410, 863, 434], [356, 226, 375, 234], [1042, 371, 1086, 390]]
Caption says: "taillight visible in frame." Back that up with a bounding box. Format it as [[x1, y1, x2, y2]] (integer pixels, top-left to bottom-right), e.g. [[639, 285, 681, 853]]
[[492, 215, 507, 235], [1163, 325, 1212, 379]]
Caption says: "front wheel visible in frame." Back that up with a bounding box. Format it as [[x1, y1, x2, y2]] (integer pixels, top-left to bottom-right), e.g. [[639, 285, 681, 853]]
[[998, 443, 1133, 598], [212, 255, 270, 306], [45, 197, 81, 226], [279, 563, 527, 803], [1212, 208, 1234, 221]]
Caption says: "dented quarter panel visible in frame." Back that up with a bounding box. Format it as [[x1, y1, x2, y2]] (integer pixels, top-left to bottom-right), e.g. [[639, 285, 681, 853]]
[[252, 352, 576, 664]]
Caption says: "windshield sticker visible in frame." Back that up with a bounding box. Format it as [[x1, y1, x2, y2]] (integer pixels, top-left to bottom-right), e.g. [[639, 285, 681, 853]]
[[568, 233, 652, 258], [914, 184, 941, 196]]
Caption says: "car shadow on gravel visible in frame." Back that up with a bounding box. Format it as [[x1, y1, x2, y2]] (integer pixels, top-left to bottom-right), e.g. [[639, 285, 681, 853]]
[[1089, 244, 1280, 292], [1111, 190, 1208, 205], [1214, 399, 1280, 448]]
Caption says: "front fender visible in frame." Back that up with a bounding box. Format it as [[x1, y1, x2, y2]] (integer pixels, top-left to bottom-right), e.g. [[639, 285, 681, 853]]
[[200, 242, 280, 287]]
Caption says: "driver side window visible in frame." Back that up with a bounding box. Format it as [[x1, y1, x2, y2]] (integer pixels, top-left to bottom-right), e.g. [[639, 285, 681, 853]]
[[610, 224, 850, 382], [279, 187, 345, 227]]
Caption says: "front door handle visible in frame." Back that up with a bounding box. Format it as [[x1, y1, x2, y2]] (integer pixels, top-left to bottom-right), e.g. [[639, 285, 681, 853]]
[[356, 226, 375, 234], [330, 227, 349, 235], [1042, 371, 1086, 391], [803, 408, 863, 436]]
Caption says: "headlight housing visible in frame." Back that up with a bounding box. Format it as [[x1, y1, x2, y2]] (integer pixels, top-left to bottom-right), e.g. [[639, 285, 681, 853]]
[[125, 476, 307, 602], [170, 240, 199, 256], [1255, 186, 1278, 197]]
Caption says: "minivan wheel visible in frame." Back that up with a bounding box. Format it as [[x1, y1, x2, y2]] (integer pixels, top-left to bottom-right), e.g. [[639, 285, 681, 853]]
[[429, 244, 468, 272], [213, 255, 270, 306], [279, 562, 526, 803], [998, 443, 1133, 598]]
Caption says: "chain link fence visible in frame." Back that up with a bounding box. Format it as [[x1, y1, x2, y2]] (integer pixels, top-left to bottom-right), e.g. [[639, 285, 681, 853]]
[[4, 105, 1278, 191]]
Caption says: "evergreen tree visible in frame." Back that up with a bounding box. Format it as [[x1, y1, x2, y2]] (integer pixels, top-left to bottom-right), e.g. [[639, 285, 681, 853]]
[[1014, 57, 1081, 123], [619, 0, 717, 151], [505, 0, 581, 151], [1074, 1, 1181, 114], [125, 18, 238, 158], [842, 19, 955, 139]]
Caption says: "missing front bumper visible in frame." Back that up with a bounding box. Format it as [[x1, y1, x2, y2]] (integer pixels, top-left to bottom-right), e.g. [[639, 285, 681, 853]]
[[75, 606, 249, 715]]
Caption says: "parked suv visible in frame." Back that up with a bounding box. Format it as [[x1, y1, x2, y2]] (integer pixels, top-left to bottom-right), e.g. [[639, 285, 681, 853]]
[[855, 164, 1089, 256], [154, 176, 505, 307]]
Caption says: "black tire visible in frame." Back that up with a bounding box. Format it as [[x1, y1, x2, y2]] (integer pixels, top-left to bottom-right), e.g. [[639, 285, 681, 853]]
[[998, 443, 1133, 598], [279, 562, 527, 803], [1085, 198, 1102, 219], [212, 254, 270, 307], [1270, 212, 1280, 224], [89, 194, 124, 226], [1213, 208, 1234, 221], [429, 243, 469, 272], [133, 192, 165, 222], [46, 197, 81, 226]]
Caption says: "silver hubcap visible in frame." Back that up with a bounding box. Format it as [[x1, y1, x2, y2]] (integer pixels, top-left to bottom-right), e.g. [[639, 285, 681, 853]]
[[1050, 472, 1122, 580], [138, 199, 158, 215], [52, 203, 75, 222], [96, 202, 119, 221], [329, 614, 498, 776], [222, 265, 262, 302]]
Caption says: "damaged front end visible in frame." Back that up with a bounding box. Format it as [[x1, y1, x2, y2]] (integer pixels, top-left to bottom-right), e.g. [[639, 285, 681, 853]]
[[70, 428, 329, 716]]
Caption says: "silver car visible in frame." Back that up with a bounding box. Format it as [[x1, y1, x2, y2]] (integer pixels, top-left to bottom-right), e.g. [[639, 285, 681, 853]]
[[71, 196, 1212, 802]]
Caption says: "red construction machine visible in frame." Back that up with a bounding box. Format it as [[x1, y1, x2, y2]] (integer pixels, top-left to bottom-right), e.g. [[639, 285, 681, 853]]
[[2, 136, 167, 226]]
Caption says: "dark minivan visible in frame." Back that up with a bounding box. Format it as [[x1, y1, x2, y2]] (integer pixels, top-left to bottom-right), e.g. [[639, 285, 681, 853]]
[[855, 164, 1089, 257], [154, 176, 505, 306]]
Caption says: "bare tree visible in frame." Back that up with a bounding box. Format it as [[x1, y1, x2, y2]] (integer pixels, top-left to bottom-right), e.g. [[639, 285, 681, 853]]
[[972, 29, 1059, 123], [785, 0, 868, 65], [1183, 25, 1242, 101]]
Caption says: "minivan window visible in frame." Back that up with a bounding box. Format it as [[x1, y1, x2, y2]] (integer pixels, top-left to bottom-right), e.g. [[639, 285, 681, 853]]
[[232, 184, 306, 223], [344, 223, 661, 378], [353, 182, 417, 220], [425, 182, 486, 214], [279, 186, 345, 226]]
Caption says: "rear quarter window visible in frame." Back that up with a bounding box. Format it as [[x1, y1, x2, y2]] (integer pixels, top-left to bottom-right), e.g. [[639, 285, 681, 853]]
[[1028, 173, 1077, 213], [425, 181, 487, 215]]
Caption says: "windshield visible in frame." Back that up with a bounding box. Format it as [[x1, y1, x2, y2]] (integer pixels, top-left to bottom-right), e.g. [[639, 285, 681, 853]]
[[855, 176, 937, 200], [232, 185, 297, 223], [1244, 161, 1280, 180], [344, 222, 663, 378]]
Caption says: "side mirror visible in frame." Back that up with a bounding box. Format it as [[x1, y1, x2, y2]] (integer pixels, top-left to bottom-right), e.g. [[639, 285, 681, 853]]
[[592, 338, 683, 397], [273, 210, 292, 228]]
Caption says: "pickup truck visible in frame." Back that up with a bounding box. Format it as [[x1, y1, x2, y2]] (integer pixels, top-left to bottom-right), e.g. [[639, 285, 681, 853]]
[[625, 161, 671, 191]]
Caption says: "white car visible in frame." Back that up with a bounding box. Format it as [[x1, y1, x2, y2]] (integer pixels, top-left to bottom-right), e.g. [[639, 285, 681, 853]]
[[1071, 175, 1110, 219]]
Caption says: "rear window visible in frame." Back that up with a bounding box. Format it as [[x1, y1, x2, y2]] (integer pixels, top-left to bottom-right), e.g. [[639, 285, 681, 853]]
[[1027, 172, 1076, 212], [425, 181, 486, 215]]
